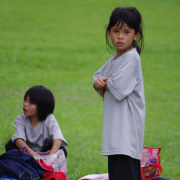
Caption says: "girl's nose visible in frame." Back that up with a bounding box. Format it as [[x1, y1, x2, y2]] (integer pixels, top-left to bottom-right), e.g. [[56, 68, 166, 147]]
[[23, 101, 27, 106], [118, 32, 123, 39]]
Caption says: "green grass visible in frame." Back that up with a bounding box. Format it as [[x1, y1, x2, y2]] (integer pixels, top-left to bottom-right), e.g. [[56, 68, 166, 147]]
[[0, 0, 179, 179]]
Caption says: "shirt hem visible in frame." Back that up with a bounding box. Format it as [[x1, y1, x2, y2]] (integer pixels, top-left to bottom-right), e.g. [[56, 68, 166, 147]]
[[101, 150, 142, 160]]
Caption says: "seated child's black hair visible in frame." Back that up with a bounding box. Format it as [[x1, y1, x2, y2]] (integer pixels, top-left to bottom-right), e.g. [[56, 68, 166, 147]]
[[24, 85, 55, 121]]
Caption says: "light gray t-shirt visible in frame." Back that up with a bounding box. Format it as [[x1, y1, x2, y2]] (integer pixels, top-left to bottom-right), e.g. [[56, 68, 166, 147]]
[[93, 48, 145, 160], [12, 114, 68, 152]]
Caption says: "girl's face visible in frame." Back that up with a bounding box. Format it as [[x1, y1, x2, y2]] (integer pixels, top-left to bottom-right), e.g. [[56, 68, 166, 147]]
[[108, 23, 140, 57], [23, 95, 38, 119]]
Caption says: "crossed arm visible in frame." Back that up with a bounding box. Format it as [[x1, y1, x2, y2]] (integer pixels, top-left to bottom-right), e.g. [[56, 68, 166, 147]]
[[94, 77, 109, 100]]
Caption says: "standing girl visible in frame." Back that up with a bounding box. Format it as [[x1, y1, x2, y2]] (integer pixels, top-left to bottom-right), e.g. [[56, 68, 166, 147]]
[[6, 85, 68, 157], [93, 7, 145, 180]]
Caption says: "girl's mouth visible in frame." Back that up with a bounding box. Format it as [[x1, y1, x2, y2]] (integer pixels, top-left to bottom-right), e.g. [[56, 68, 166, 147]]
[[23, 108, 27, 112], [117, 42, 123, 46]]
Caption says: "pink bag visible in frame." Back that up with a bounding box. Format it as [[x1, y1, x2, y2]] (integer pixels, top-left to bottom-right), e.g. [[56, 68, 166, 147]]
[[79, 173, 109, 180], [34, 149, 67, 173], [141, 147, 162, 180]]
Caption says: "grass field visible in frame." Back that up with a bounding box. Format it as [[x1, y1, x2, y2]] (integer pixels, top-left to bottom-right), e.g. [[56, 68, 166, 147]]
[[0, 0, 179, 179]]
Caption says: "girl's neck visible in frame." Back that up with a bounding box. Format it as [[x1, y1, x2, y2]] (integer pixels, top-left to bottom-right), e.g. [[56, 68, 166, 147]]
[[115, 46, 133, 59], [30, 116, 40, 128]]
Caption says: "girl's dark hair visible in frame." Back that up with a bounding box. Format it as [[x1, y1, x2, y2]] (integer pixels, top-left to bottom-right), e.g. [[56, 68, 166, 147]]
[[24, 85, 55, 121], [106, 7, 144, 54]]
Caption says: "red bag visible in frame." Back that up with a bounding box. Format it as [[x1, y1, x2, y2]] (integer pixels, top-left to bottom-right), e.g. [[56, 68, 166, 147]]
[[141, 147, 163, 180], [37, 159, 67, 180]]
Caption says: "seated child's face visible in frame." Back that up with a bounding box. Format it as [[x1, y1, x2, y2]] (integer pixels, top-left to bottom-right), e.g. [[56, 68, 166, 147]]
[[23, 95, 38, 119]]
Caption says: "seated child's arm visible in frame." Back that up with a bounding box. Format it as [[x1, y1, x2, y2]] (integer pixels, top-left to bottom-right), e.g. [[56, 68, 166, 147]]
[[15, 138, 39, 156], [49, 139, 62, 155]]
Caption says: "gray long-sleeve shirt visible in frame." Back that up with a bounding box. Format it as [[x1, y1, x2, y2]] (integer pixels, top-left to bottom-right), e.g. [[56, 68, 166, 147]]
[[93, 48, 145, 160]]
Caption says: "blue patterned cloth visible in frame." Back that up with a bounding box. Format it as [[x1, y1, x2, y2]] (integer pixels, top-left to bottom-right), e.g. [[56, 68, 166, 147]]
[[0, 178, 17, 180], [0, 150, 44, 180]]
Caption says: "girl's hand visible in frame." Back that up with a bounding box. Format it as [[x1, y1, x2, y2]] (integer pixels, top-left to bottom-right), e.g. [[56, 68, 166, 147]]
[[94, 77, 109, 91], [99, 88, 105, 100]]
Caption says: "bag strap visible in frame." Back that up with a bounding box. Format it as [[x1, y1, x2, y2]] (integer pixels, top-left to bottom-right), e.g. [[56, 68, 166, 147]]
[[148, 147, 162, 174]]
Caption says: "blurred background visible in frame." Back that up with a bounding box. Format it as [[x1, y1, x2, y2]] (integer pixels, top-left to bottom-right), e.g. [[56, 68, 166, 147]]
[[0, 0, 179, 179]]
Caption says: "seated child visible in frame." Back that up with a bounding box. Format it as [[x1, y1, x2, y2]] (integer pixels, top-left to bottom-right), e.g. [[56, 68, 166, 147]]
[[5, 85, 68, 157]]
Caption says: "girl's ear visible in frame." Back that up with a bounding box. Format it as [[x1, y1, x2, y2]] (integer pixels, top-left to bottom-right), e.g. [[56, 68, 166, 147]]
[[134, 32, 141, 41], [107, 30, 111, 38]]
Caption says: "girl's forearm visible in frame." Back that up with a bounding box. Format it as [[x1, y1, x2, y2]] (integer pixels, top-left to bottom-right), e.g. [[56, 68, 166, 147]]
[[49, 139, 62, 155], [15, 138, 38, 156]]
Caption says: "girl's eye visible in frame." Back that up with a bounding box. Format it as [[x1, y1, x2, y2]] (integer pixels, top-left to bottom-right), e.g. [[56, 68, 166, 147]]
[[125, 31, 129, 34], [113, 29, 118, 33]]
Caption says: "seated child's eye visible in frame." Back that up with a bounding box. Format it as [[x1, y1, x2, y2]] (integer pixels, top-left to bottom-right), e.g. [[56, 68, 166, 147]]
[[29, 98, 37, 105], [30, 100, 35, 104]]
